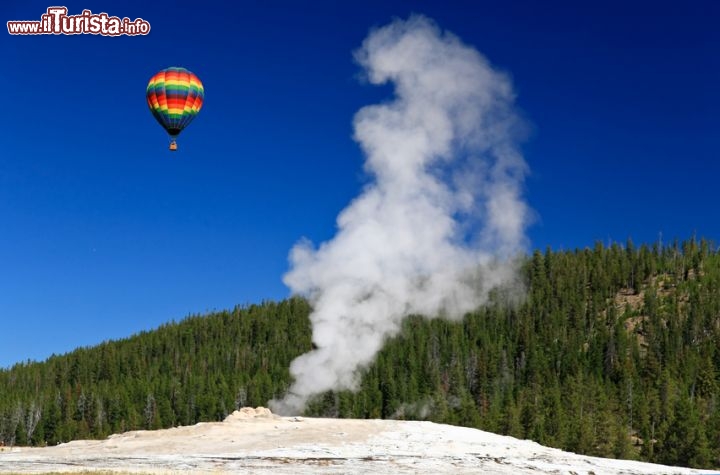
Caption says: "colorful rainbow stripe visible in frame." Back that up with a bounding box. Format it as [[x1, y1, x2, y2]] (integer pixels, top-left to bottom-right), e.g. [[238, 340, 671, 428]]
[[146, 67, 204, 137]]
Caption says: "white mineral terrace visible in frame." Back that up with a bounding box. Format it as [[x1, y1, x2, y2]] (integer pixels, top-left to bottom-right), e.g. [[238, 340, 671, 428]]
[[0, 407, 717, 474]]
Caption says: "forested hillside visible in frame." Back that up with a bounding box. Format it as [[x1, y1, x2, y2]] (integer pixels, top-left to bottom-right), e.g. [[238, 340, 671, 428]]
[[1, 238, 719, 469]]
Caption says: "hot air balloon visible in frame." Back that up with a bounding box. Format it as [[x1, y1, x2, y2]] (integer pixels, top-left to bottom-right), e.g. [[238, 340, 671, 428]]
[[146, 67, 204, 151]]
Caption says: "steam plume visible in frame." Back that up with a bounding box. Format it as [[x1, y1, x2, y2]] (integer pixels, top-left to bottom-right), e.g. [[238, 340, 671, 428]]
[[270, 15, 530, 415]]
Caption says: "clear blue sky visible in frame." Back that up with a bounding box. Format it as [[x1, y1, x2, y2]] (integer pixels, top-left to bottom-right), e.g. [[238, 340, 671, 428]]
[[1, 0, 718, 368]]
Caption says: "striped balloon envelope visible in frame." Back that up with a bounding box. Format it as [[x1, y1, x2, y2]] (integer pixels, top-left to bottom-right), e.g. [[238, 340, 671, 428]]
[[146, 67, 204, 151]]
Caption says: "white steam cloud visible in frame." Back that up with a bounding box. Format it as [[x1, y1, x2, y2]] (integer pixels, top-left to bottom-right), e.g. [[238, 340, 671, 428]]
[[270, 15, 530, 415]]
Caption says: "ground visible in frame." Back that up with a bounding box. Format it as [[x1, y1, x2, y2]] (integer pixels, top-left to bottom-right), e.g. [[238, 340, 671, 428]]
[[0, 407, 716, 474]]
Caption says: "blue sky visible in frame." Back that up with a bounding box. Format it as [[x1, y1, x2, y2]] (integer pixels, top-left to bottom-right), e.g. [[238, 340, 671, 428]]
[[1, 0, 718, 368]]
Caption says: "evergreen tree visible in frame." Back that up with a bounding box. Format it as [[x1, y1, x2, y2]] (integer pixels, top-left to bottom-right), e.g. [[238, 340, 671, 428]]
[[0, 238, 718, 469]]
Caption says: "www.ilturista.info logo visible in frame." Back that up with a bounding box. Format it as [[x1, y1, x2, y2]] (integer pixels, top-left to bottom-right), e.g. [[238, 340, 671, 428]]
[[7, 7, 150, 36]]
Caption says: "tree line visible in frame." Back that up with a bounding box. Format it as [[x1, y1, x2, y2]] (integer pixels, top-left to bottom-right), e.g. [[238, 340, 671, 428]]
[[0, 237, 718, 469]]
